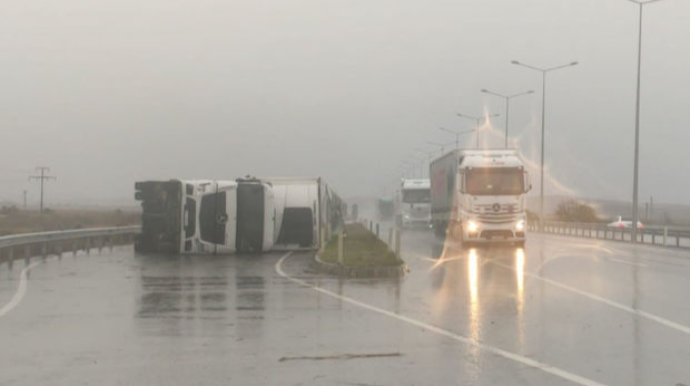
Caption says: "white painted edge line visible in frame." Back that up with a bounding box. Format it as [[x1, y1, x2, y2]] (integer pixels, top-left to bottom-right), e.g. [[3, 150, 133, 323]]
[[490, 260, 690, 336], [275, 252, 612, 386], [0, 260, 43, 318], [608, 258, 647, 268]]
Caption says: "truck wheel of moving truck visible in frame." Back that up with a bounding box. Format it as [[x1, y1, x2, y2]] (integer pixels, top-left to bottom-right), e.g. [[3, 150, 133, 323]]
[[433, 222, 445, 238], [447, 221, 463, 243]]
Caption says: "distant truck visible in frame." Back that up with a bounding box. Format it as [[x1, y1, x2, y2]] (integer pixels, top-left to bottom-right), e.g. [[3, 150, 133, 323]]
[[430, 149, 531, 245], [396, 179, 432, 228], [135, 178, 275, 254]]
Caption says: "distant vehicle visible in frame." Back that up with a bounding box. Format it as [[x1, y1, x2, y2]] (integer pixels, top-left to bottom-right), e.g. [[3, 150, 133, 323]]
[[396, 179, 432, 228], [261, 177, 344, 250], [607, 216, 644, 229], [430, 149, 531, 245], [135, 178, 276, 254]]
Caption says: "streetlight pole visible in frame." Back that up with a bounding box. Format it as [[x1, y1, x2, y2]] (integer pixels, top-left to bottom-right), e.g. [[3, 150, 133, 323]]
[[438, 127, 475, 150], [624, 0, 668, 242], [456, 113, 500, 149], [427, 141, 445, 154], [481, 89, 534, 148], [512, 60, 578, 230]]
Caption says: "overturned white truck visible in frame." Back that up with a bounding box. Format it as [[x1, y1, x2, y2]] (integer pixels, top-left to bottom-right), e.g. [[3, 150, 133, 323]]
[[135, 177, 343, 254], [135, 178, 275, 254]]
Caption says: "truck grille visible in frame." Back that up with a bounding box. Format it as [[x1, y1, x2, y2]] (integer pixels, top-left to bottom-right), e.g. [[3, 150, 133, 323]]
[[475, 203, 518, 214], [476, 213, 515, 224]]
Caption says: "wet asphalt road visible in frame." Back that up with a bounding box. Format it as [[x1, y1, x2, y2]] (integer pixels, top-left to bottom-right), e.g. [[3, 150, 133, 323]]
[[1, 229, 690, 386]]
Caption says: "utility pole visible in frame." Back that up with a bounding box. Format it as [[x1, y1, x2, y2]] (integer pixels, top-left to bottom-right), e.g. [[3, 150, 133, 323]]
[[29, 167, 56, 213], [22, 190, 28, 210]]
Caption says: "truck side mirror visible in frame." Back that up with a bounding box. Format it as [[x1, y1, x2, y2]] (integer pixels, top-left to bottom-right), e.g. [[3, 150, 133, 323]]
[[524, 172, 532, 193]]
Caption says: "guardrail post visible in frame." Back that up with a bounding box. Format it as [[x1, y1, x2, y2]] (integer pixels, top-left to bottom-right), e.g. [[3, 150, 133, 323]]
[[375, 223, 380, 238], [86, 237, 91, 255], [677, 233, 680, 248], [41, 243, 47, 258], [395, 229, 401, 259], [72, 240, 77, 256], [388, 228, 393, 247], [337, 230, 344, 265], [57, 242, 63, 259], [24, 245, 30, 264], [663, 227, 668, 247], [7, 248, 13, 267]]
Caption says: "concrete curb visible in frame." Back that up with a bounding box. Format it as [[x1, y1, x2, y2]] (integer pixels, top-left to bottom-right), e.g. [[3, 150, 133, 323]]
[[314, 252, 409, 279]]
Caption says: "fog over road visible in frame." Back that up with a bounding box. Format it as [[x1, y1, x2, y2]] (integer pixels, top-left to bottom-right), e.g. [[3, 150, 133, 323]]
[[1, 229, 689, 386]]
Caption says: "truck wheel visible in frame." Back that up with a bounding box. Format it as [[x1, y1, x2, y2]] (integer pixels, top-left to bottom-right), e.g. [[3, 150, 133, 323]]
[[450, 222, 463, 243], [433, 222, 445, 238]]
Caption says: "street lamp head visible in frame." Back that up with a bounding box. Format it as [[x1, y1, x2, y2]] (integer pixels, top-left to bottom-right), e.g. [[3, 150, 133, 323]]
[[511, 60, 520, 65], [527, 90, 535, 94], [480, 89, 488, 93], [570, 61, 579, 66]]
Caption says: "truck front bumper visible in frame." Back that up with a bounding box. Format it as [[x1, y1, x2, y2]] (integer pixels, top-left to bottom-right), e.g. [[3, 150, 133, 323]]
[[462, 221, 526, 243]]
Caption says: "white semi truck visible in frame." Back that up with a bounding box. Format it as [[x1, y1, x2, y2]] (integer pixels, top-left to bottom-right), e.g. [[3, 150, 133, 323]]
[[430, 149, 531, 245], [396, 179, 432, 228], [135, 178, 276, 254]]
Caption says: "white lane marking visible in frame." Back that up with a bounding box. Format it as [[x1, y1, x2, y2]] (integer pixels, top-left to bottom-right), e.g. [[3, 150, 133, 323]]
[[608, 258, 647, 268], [491, 260, 690, 336], [276, 253, 611, 386], [0, 260, 43, 318]]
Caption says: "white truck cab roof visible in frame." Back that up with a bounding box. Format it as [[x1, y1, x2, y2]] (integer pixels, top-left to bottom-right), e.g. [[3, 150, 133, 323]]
[[458, 149, 524, 169], [401, 179, 430, 190]]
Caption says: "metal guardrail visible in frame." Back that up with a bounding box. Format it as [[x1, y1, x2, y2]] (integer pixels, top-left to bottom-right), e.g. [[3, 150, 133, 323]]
[[0, 226, 141, 263], [529, 221, 690, 249]]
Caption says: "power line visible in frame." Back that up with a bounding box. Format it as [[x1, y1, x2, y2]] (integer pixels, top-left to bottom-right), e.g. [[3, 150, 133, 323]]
[[29, 167, 56, 213]]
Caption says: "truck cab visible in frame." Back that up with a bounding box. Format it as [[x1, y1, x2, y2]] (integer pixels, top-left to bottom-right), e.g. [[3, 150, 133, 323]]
[[135, 179, 275, 254], [396, 179, 432, 228], [430, 149, 531, 245]]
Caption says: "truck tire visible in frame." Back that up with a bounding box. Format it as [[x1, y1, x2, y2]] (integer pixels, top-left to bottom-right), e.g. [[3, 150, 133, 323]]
[[433, 222, 446, 238], [449, 222, 463, 243]]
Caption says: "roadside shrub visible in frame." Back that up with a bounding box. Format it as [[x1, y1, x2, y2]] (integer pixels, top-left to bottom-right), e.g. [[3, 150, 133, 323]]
[[555, 199, 600, 222]]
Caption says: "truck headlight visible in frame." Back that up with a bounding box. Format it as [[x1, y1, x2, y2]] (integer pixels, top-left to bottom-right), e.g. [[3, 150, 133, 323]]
[[467, 220, 479, 233], [515, 220, 525, 231]]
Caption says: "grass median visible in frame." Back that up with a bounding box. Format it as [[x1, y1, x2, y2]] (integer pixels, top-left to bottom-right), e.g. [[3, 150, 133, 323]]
[[321, 223, 403, 267]]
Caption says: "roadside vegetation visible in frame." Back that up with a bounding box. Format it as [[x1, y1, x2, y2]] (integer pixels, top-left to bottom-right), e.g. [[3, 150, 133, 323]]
[[0, 207, 140, 236], [321, 223, 403, 267], [553, 199, 601, 222]]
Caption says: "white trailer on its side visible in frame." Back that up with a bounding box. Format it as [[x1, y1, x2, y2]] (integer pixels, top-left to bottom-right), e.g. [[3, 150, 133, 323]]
[[261, 177, 344, 250]]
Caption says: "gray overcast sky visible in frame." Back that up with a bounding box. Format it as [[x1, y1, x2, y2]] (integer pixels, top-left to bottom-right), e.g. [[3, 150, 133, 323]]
[[1, 0, 689, 206]]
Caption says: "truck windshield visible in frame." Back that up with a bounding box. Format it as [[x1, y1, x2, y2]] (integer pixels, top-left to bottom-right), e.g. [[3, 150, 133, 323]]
[[465, 168, 524, 196], [402, 189, 430, 203]]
